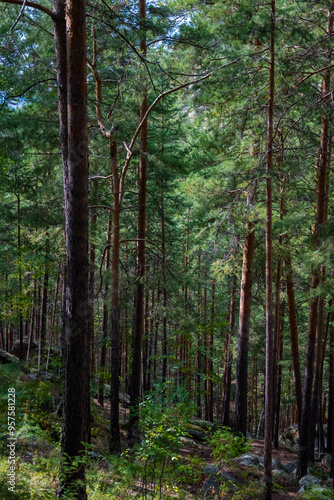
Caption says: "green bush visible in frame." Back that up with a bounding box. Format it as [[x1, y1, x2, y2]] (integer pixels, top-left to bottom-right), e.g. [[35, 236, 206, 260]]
[[206, 426, 251, 462]]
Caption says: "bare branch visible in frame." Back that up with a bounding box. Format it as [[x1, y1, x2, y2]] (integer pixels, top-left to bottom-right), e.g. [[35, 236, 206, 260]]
[[119, 72, 212, 201], [10, 0, 27, 32], [0, 78, 56, 111], [0, 0, 55, 19], [298, 63, 334, 84], [87, 26, 113, 139]]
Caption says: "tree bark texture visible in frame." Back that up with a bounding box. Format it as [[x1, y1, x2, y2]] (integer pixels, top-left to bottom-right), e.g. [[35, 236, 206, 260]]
[[58, 0, 90, 496], [264, 1, 275, 496], [110, 138, 121, 453], [234, 225, 255, 436], [129, 0, 147, 440], [298, 9, 332, 479]]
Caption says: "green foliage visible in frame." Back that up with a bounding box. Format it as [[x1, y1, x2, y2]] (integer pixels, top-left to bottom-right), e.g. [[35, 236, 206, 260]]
[[302, 486, 334, 500], [206, 427, 251, 462]]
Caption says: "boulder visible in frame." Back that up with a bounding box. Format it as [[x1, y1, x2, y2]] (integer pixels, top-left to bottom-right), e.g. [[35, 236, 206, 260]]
[[203, 465, 219, 475], [321, 453, 331, 469], [0, 348, 19, 364], [298, 475, 322, 493], [285, 460, 298, 474], [234, 453, 259, 467], [185, 427, 206, 441], [258, 456, 286, 471], [203, 476, 219, 493], [202, 466, 235, 493], [191, 419, 214, 432], [11, 336, 38, 359], [279, 425, 299, 451]]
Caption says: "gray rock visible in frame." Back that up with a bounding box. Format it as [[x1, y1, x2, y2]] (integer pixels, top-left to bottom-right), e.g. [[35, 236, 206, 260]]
[[235, 453, 259, 467], [285, 460, 298, 474], [255, 456, 286, 471], [203, 476, 219, 493], [185, 429, 206, 441], [0, 349, 19, 364], [191, 419, 214, 432], [272, 457, 287, 471], [203, 465, 219, 475], [272, 469, 285, 479], [321, 453, 331, 469], [221, 471, 235, 483], [180, 436, 198, 447], [325, 478, 334, 489], [279, 425, 299, 451], [298, 475, 322, 493]]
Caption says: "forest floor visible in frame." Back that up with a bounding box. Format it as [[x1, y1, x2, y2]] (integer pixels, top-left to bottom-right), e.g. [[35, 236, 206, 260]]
[[177, 435, 301, 499], [92, 398, 318, 499]]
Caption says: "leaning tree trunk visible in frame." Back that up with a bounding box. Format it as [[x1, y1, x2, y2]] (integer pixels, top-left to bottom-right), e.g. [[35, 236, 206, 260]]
[[58, 0, 90, 495]]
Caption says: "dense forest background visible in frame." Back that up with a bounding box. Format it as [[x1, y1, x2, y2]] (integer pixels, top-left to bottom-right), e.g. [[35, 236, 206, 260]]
[[0, 0, 334, 498]]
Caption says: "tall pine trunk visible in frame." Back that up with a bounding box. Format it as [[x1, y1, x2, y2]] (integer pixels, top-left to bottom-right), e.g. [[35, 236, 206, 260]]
[[298, 9, 332, 479], [58, 0, 90, 495], [264, 0, 275, 496], [110, 138, 121, 453], [235, 218, 255, 435], [129, 0, 147, 440]]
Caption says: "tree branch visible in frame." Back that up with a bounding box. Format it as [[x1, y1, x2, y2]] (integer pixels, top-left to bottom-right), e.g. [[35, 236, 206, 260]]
[[0, 78, 57, 111], [119, 71, 212, 202], [0, 0, 55, 19]]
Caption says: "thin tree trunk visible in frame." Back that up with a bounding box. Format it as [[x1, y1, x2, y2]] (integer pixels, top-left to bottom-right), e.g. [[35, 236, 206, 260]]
[[264, 1, 275, 495], [222, 273, 237, 427], [38, 233, 49, 369], [110, 138, 121, 453], [46, 267, 60, 370], [98, 218, 111, 407], [128, 0, 147, 440], [17, 193, 23, 361], [89, 180, 97, 373], [298, 9, 332, 479], [274, 299, 285, 448], [161, 184, 168, 386], [285, 255, 303, 422], [196, 254, 202, 418], [234, 219, 255, 435]]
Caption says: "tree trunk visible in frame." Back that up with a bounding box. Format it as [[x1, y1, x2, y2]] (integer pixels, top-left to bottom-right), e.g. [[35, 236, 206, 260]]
[[235, 222, 255, 436], [222, 273, 237, 427], [285, 255, 303, 422], [298, 9, 332, 479], [264, 1, 275, 496], [110, 138, 121, 453], [89, 180, 97, 373], [196, 254, 202, 418], [38, 233, 49, 369], [17, 193, 23, 361], [98, 217, 111, 407], [128, 0, 147, 440], [58, 0, 90, 495]]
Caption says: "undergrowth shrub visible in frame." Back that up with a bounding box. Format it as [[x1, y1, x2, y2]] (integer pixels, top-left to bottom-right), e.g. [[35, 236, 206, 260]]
[[206, 426, 251, 462]]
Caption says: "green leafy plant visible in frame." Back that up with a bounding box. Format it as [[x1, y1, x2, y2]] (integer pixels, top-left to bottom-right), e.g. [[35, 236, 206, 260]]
[[206, 427, 251, 462]]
